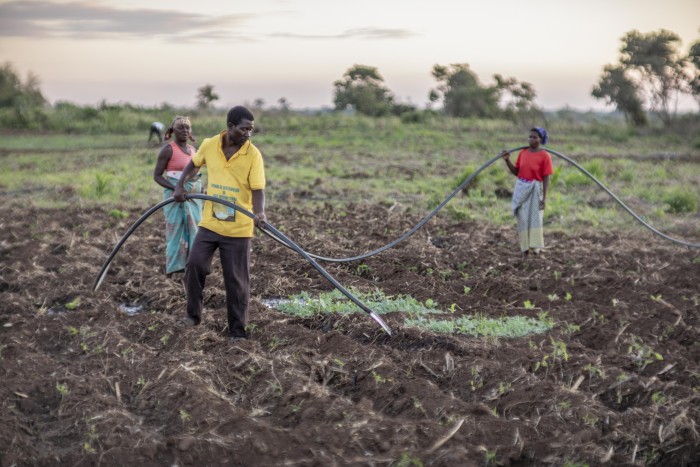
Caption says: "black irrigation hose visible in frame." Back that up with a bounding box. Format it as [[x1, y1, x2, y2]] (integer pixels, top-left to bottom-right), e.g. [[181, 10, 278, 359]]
[[268, 146, 699, 262], [545, 147, 700, 249], [92, 194, 393, 336], [264, 146, 529, 262]]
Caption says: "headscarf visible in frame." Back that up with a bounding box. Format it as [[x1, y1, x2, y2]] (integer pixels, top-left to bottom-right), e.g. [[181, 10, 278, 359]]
[[164, 115, 195, 142], [531, 127, 548, 145]]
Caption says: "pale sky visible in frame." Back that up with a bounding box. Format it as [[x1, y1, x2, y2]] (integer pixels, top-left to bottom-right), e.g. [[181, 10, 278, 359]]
[[1, 0, 699, 111]]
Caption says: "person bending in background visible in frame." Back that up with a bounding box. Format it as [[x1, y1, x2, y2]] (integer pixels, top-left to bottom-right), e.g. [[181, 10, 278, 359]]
[[153, 116, 203, 277], [173, 106, 267, 342], [500, 127, 554, 257], [148, 121, 165, 144]]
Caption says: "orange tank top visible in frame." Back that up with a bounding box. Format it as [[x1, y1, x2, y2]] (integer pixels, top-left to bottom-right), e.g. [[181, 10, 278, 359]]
[[166, 142, 195, 171]]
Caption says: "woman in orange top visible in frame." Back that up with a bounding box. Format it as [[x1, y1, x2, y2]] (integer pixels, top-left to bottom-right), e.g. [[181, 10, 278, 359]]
[[153, 116, 203, 276], [500, 127, 554, 257]]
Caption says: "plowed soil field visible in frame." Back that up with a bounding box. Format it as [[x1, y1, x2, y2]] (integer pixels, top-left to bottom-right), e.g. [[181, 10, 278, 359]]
[[1, 201, 698, 466]]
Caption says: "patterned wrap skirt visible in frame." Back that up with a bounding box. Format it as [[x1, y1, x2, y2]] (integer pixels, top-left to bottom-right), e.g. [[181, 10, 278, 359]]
[[163, 176, 203, 274], [511, 178, 544, 253]]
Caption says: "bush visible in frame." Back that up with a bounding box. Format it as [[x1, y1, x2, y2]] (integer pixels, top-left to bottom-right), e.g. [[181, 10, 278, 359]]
[[453, 164, 479, 193], [664, 190, 697, 213]]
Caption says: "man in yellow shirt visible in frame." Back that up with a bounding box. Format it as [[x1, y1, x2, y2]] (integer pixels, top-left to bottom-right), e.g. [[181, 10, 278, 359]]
[[173, 106, 267, 341]]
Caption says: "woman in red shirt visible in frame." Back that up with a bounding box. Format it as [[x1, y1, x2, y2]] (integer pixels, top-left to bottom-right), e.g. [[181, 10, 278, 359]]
[[500, 127, 554, 257], [153, 116, 203, 276]]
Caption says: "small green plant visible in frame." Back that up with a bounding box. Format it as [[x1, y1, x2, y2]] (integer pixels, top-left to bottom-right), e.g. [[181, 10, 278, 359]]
[[581, 413, 598, 427], [463, 286, 472, 295], [550, 338, 569, 362], [108, 208, 129, 219], [83, 417, 100, 453], [411, 396, 425, 413], [453, 164, 479, 193], [179, 409, 191, 423], [267, 380, 283, 395], [592, 310, 607, 324], [664, 189, 697, 213], [498, 381, 511, 395], [484, 449, 498, 465], [627, 336, 663, 370], [136, 376, 146, 386], [563, 459, 591, 467], [395, 452, 423, 467], [534, 338, 569, 374], [371, 370, 388, 384], [651, 391, 667, 405], [469, 367, 484, 391], [244, 365, 261, 386], [267, 336, 287, 351], [56, 382, 69, 397], [291, 401, 304, 413], [583, 363, 604, 379], [523, 300, 535, 309], [65, 296, 81, 310], [160, 333, 171, 345], [94, 172, 110, 198], [615, 372, 629, 404]]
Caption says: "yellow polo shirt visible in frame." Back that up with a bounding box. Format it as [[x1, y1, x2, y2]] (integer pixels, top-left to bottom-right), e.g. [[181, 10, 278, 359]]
[[192, 131, 266, 237]]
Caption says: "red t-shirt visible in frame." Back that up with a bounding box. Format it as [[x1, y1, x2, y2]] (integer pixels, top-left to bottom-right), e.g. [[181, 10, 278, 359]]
[[515, 149, 553, 181]]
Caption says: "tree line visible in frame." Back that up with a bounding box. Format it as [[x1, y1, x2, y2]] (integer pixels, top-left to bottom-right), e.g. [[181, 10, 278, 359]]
[[1, 28, 699, 130], [332, 63, 541, 124], [333, 29, 700, 127]]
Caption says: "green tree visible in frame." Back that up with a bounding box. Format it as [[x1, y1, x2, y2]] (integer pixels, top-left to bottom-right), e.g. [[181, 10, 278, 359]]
[[592, 64, 648, 126], [429, 63, 500, 118], [493, 74, 543, 122], [688, 37, 700, 107], [333, 65, 394, 116], [620, 29, 687, 126], [0, 62, 47, 128], [195, 84, 219, 109], [277, 97, 291, 112], [0, 62, 46, 108], [594, 30, 689, 126]]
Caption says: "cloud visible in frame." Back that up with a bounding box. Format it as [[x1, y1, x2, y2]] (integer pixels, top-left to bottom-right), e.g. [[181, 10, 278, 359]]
[[0, 0, 252, 41], [271, 27, 418, 40]]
